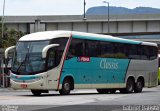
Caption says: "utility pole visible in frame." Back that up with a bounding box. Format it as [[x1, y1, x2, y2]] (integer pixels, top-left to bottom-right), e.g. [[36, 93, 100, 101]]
[[1, 0, 6, 88], [103, 1, 110, 33], [83, 0, 87, 20]]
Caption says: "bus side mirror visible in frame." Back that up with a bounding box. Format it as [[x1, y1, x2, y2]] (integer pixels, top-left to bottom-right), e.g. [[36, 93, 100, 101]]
[[4, 46, 16, 59], [42, 44, 60, 58]]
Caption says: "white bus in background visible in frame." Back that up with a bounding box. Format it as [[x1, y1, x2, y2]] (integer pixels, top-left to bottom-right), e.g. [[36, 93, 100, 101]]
[[5, 31, 158, 96]]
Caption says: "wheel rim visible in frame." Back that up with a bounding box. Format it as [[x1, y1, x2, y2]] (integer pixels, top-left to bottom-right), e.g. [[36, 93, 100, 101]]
[[137, 81, 142, 89], [64, 82, 70, 91], [128, 83, 132, 91], [127, 80, 134, 92]]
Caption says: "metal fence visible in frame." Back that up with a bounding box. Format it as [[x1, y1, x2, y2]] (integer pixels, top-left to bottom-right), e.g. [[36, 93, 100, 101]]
[[0, 48, 11, 88]]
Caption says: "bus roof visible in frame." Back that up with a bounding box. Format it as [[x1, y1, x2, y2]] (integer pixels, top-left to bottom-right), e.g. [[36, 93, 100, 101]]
[[72, 31, 142, 45], [19, 31, 157, 47], [19, 31, 71, 41]]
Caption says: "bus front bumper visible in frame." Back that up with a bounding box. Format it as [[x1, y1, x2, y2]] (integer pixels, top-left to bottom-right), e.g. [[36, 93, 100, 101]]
[[10, 79, 47, 90]]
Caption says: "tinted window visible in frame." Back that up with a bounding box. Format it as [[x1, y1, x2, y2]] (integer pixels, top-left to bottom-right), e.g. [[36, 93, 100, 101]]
[[67, 39, 86, 58], [128, 45, 139, 59], [67, 38, 157, 60], [114, 43, 128, 59], [141, 46, 149, 60], [86, 40, 101, 57], [100, 42, 114, 58], [149, 46, 157, 60], [128, 45, 157, 60], [47, 38, 68, 69]]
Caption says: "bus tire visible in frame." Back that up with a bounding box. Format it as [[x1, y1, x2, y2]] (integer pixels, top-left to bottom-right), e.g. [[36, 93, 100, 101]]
[[59, 78, 71, 95], [123, 78, 135, 93], [97, 89, 109, 94], [134, 78, 144, 93], [31, 90, 41, 96]]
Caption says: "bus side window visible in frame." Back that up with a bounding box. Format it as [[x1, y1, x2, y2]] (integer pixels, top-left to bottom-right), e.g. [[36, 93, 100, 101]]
[[75, 42, 85, 56], [67, 39, 86, 58], [100, 41, 114, 58], [47, 47, 63, 68], [47, 48, 56, 68], [114, 43, 128, 59], [128, 45, 140, 59], [86, 40, 100, 57], [49, 37, 68, 66], [141, 46, 149, 60], [149, 46, 157, 60]]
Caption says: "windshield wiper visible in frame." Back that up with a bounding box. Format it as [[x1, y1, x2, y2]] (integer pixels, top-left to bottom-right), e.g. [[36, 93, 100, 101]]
[[16, 54, 28, 73]]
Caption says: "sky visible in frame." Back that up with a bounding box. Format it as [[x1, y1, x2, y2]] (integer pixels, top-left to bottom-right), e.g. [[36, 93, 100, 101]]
[[0, 0, 160, 15]]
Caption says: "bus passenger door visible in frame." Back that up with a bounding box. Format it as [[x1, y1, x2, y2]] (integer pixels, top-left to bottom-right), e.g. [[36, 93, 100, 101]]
[[46, 48, 61, 89]]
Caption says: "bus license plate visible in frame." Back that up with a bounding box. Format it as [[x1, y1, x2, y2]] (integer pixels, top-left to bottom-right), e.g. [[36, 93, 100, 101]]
[[21, 84, 28, 89]]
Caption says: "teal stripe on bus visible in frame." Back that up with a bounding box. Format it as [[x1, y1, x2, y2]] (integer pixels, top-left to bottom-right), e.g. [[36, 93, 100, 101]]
[[60, 57, 130, 84], [10, 74, 40, 81], [72, 34, 141, 45]]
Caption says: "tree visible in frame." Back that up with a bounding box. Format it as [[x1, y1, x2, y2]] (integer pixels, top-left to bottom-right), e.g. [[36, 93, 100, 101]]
[[0, 19, 25, 48]]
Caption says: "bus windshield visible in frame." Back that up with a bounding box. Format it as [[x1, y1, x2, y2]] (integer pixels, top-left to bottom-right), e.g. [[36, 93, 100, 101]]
[[11, 41, 50, 75]]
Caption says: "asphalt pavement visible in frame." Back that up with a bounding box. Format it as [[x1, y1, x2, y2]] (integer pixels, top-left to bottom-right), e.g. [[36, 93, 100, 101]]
[[0, 86, 160, 111]]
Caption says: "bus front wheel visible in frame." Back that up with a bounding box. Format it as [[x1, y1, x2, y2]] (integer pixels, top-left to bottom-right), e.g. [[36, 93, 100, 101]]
[[31, 90, 42, 96], [59, 78, 71, 95]]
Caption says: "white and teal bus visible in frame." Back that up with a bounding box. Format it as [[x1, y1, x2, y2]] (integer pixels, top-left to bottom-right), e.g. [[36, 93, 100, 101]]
[[5, 31, 158, 96]]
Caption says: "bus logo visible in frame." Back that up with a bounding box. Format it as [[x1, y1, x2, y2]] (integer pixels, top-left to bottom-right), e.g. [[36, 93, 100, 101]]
[[77, 57, 90, 62], [100, 59, 118, 70]]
